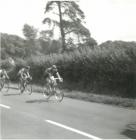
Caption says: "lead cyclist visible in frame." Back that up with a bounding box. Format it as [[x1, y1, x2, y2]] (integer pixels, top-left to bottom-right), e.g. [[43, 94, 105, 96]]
[[44, 65, 63, 93]]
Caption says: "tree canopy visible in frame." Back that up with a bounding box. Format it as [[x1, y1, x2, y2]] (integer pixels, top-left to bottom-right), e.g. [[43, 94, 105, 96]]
[[43, 1, 97, 52], [23, 24, 38, 40]]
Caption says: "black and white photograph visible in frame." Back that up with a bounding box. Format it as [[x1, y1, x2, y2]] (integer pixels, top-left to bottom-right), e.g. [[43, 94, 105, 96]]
[[0, 0, 136, 139]]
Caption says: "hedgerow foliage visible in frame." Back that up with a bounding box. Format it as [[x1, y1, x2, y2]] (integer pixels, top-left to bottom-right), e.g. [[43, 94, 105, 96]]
[[5, 41, 135, 98], [1, 33, 136, 98]]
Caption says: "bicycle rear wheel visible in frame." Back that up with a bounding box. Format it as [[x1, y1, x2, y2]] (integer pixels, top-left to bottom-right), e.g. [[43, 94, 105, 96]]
[[55, 88, 64, 102]]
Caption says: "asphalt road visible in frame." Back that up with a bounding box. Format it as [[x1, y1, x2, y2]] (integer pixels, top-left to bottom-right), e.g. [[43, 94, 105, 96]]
[[0, 88, 136, 139]]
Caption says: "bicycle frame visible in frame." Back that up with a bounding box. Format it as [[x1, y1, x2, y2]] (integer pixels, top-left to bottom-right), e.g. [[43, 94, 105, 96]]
[[46, 77, 62, 91], [43, 77, 64, 101], [19, 77, 32, 94]]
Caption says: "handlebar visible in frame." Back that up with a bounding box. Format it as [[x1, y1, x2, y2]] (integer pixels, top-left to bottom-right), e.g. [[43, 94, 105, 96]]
[[54, 77, 63, 82]]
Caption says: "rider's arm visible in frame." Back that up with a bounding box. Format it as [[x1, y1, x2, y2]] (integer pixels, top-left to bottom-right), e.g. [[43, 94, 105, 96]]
[[44, 68, 52, 77], [26, 71, 30, 78], [17, 70, 21, 76], [20, 69, 27, 79], [20, 72, 26, 79], [18, 69, 24, 78], [56, 72, 61, 79], [45, 68, 51, 74], [4, 71, 9, 79]]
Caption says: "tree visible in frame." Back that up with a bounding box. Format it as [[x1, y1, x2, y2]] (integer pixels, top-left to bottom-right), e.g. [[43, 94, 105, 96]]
[[39, 30, 54, 41], [43, 1, 94, 52], [23, 24, 40, 55], [23, 24, 38, 41], [1, 33, 26, 59]]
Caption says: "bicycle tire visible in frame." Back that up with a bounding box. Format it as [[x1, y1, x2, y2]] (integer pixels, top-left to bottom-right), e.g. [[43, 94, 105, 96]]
[[55, 88, 64, 102], [26, 83, 32, 95], [2, 79, 9, 92], [42, 86, 51, 100]]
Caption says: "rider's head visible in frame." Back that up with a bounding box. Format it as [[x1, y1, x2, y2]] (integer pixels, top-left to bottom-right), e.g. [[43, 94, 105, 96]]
[[52, 65, 57, 69], [52, 65, 57, 72], [25, 66, 30, 71]]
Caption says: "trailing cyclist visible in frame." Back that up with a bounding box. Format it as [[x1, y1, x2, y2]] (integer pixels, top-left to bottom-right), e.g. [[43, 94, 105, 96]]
[[17, 66, 32, 90], [0, 68, 10, 80]]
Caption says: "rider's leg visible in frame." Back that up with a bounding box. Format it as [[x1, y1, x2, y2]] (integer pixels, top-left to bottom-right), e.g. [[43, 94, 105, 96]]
[[20, 78, 25, 93], [1, 76, 5, 88], [47, 84, 52, 93], [21, 79, 24, 88], [46, 78, 52, 93]]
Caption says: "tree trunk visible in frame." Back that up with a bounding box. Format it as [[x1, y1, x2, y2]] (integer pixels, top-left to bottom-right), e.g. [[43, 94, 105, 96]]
[[77, 33, 81, 44], [57, 1, 66, 52]]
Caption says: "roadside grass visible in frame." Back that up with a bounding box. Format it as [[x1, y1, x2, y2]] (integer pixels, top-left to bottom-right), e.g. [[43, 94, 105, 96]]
[[65, 90, 136, 109], [10, 83, 136, 109], [30, 84, 136, 109]]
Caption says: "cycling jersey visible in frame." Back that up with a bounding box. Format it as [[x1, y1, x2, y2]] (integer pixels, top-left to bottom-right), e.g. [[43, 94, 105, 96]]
[[44, 67, 58, 78], [18, 68, 30, 79]]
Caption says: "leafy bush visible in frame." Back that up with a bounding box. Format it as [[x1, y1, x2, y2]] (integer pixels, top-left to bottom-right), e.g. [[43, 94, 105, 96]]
[[19, 44, 136, 98], [2, 39, 136, 98]]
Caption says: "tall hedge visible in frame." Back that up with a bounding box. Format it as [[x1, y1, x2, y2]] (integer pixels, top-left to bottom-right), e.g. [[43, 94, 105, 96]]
[[4, 45, 136, 98]]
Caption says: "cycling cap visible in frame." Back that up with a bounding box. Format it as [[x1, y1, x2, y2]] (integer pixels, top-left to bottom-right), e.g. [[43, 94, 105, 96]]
[[52, 65, 57, 69]]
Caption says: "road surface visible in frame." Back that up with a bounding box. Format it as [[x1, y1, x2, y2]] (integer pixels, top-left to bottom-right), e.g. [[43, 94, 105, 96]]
[[0, 88, 136, 139]]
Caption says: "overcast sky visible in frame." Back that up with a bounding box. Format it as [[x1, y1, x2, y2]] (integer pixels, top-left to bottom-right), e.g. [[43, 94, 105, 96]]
[[0, 0, 136, 44]]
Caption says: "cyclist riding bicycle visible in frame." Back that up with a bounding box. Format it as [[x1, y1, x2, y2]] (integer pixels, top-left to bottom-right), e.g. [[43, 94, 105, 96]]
[[43, 65, 64, 101], [17, 66, 32, 87], [44, 65, 63, 87], [0, 69, 9, 80]]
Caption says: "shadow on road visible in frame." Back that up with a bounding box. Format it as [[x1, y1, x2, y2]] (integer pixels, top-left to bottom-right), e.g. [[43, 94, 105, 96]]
[[121, 122, 136, 139], [25, 99, 49, 103], [3, 93, 20, 96]]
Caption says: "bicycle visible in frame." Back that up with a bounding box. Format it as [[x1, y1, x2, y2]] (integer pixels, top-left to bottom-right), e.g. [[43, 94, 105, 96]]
[[18, 77, 32, 95], [0, 77, 10, 92], [42, 77, 64, 102]]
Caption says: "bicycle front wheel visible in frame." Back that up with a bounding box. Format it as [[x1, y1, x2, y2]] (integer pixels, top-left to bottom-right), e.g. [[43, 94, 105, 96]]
[[25, 84, 32, 95], [55, 88, 64, 102], [3, 80, 9, 92], [42, 86, 51, 99], [18, 81, 24, 94]]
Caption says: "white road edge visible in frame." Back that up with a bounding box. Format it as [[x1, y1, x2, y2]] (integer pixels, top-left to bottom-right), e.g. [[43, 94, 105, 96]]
[[45, 119, 102, 140], [0, 104, 11, 109]]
